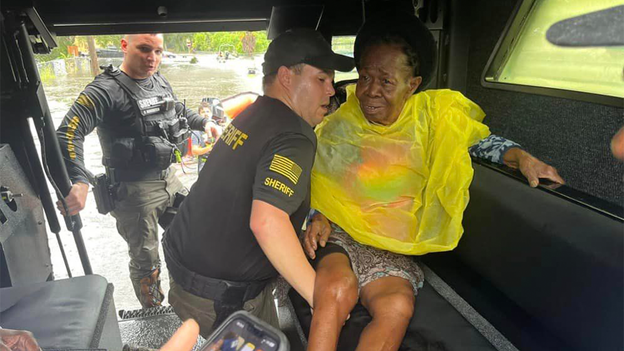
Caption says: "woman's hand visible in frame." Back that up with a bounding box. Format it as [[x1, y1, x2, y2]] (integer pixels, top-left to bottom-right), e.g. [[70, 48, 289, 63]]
[[503, 148, 565, 187], [303, 213, 332, 259]]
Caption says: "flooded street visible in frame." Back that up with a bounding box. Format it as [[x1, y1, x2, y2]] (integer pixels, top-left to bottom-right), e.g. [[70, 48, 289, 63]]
[[42, 54, 263, 311]]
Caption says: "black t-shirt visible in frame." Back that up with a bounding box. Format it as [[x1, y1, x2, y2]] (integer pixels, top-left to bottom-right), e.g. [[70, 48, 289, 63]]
[[165, 96, 316, 282]]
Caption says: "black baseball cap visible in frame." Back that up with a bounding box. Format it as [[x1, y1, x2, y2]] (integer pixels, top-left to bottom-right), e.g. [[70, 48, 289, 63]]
[[262, 28, 355, 75]]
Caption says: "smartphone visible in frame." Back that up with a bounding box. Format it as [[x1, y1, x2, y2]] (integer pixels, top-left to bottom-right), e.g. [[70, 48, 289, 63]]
[[199, 310, 289, 351]]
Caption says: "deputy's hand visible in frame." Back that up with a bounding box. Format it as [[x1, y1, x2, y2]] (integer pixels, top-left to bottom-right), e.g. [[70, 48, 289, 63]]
[[56, 182, 89, 216], [0, 329, 40, 351], [503, 148, 565, 188], [303, 213, 332, 259], [611, 126, 624, 161], [160, 319, 199, 351]]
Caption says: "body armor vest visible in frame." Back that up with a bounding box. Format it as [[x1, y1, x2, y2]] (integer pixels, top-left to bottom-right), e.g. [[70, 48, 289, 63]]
[[99, 65, 190, 171]]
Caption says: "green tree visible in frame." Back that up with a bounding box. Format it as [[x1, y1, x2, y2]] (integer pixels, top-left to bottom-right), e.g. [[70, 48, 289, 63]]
[[164, 33, 194, 52], [253, 31, 270, 53], [95, 35, 124, 48], [192, 32, 211, 51], [36, 36, 75, 62], [210, 31, 240, 52], [36, 31, 273, 63]]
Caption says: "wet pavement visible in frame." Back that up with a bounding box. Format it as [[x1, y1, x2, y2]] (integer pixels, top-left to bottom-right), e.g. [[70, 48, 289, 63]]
[[42, 54, 263, 311]]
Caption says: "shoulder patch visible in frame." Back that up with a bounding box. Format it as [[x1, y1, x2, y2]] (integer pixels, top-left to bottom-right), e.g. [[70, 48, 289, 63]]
[[270, 154, 302, 185]]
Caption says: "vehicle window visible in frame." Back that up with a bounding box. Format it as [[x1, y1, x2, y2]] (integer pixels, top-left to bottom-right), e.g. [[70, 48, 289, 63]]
[[483, 0, 624, 99], [36, 32, 269, 102], [332, 36, 358, 82]]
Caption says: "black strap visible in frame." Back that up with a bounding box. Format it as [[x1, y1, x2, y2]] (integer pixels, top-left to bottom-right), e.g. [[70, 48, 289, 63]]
[[151, 71, 172, 91], [108, 167, 168, 182], [103, 65, 144, 98], [114, 72, 145, 98], [162, 235, 269, 325]]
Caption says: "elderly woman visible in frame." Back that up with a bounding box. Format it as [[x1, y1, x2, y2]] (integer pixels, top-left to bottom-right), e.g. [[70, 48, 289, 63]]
[[302, 12, 564, 351]]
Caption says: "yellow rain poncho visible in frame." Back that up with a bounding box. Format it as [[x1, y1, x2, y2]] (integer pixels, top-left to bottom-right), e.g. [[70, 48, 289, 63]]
[[311, 85, 490, 255]]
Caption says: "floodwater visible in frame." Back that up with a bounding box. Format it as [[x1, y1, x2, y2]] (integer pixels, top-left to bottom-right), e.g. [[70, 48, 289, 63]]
[[42, 54, 264, 311]]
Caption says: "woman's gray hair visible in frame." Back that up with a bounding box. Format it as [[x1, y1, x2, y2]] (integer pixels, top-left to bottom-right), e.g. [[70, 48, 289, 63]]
[[359, 34, 421, 78]]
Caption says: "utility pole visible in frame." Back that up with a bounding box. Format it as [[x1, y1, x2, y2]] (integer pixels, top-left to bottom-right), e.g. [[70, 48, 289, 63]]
[[86, 36, 99, 77]]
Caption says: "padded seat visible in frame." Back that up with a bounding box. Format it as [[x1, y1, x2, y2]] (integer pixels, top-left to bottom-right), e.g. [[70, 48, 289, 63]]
[[289, 280, 497, 351], [0, 274, 122, 350]]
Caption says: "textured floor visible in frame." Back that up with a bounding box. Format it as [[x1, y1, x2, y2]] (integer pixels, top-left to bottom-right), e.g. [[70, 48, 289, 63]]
[[118, 304, 306, 351], [118, 306, 205, 351]]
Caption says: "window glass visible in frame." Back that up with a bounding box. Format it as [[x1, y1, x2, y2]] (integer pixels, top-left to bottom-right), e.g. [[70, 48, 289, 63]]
[[485, 0, 624, 98], [332, 36, 358, 82]]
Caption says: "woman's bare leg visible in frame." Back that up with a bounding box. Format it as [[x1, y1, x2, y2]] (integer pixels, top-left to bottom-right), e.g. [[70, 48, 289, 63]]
[[356, 276, 415, 351], [307, 253, 359, 351]]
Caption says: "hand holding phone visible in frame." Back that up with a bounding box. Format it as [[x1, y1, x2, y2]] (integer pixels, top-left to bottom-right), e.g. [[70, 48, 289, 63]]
[[199, 311, 289, 351]]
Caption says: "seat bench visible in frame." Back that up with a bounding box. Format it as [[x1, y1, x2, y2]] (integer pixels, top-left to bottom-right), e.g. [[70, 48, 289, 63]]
[[0, 275, 122, 350]]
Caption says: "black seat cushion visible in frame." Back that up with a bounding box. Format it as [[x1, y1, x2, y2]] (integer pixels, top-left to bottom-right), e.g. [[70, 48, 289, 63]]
[[289, 281, 496, 351], [0, 275, 120, 349]]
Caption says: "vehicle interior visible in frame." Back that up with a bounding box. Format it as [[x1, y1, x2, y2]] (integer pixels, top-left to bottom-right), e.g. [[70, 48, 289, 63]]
[[1, 0, 622, 350]]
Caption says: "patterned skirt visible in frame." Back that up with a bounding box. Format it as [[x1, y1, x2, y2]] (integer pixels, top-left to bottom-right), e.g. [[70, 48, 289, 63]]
[[327, 225, 425, 295]]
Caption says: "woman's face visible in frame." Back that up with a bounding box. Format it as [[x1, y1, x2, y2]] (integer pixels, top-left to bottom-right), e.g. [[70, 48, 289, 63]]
[[356, 43, 422, 125]]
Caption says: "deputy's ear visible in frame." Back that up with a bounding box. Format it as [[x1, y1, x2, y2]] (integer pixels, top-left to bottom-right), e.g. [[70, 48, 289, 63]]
[[121, 38, 129, 53], [276, 66, 292, 87], [408, 76, 422, 95]]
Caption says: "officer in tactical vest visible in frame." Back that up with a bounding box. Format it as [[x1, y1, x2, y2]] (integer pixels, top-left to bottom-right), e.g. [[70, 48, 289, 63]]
[[56, 34, 213, 308]]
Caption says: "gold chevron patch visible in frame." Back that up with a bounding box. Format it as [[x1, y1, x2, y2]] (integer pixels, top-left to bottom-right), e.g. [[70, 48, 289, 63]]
[[269, 154, 302, 185], [76, 94, 95, 111]]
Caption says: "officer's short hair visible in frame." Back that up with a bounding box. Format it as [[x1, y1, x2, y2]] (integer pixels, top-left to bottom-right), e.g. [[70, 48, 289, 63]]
[[124, 33, 164, 43]]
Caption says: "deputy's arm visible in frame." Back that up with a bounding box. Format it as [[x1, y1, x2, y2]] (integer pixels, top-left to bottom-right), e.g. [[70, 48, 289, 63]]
[[161, 73, 210, 132], [56, 83, 110, 215], [191, 144, 212, 156], [251, 133, 316, 307], [175, 101, 209, 131], [250, 200, 316, 307]]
